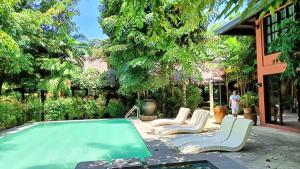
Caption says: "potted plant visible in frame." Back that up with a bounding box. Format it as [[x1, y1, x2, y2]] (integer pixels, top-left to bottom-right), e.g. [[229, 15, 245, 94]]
[[213, 101, 228, 124], [240, 92, 258, 125]]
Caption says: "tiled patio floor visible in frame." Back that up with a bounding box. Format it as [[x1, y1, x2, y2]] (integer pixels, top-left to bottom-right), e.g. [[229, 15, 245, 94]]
[[134, 115, 300, 169]]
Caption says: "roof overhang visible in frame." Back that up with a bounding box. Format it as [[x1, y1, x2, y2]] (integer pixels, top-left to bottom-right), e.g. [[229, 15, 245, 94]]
[[215, 0, 273, 36], [215, 16, 256, 35]]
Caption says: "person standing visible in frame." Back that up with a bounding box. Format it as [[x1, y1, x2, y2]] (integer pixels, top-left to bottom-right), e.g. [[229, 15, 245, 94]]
[[229, 90, 240, 117]]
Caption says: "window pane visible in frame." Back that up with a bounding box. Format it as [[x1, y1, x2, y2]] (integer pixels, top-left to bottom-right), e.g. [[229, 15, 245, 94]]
[[267, 35, 271, 44], [272, 33, 277, 41], [267, 26, 271, 34], [274, 32, 278, 39], [288, 4, 295, 16], [289, 15, 296, 21], [281, 8, 286, 19], [267, 17, 271, 25], [272, 24, 276, 32], [271, 14, 278, 23]]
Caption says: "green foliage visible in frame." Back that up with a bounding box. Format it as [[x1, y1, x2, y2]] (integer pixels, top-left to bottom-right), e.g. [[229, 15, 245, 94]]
[[270, 18, 300, 83], [69, 98, 85, 119], [186, 86, 203, 111], [240, 92, 259, 108], [161, 86, 184, 115], [23, 96, 43, 121], [106, 99, 127, 118], [222, 36, 256, 95], [84, 99, 97, 118], [95, 95, 106, 118], [100, 0, 219, 96], [44, 97, 106, 121], [39, 58, 79, 97], [44, 98, 67, 120], [0, 94, 106, 129], [216, 0, 297, 20], [76, 68, 102, 90], [0, 96, 24, 130], [0, 0, 87, 96]]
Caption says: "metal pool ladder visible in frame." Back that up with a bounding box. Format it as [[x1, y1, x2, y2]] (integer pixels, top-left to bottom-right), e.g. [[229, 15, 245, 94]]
[[125, 106, 140, 120]]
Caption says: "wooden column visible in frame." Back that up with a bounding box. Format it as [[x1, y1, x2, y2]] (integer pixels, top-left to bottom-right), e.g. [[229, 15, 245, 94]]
[[209, 80, 214, 115]]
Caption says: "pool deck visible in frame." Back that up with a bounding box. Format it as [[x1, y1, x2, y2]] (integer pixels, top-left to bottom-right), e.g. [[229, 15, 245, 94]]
[[133, 117, 247, 169], [133, 115, 300, 169]]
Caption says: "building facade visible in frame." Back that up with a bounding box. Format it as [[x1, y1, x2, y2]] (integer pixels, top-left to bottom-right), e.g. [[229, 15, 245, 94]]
[[217, 2, 300, 133]]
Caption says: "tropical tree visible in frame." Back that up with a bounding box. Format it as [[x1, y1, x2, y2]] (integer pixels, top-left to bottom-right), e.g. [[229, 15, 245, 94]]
[[100, 0, 224, 109], [0, 0, 88, 96], [38, 58, 79, 98], [222, 36, 257, 95]]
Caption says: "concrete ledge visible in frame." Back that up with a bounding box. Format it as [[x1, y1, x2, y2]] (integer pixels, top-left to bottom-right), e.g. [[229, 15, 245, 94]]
[[111, 158, 143, 169], [75, 160, 109, 169]]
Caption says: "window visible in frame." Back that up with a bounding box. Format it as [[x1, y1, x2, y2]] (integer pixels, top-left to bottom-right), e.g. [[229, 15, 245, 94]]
[[264, 3, 299, 55]]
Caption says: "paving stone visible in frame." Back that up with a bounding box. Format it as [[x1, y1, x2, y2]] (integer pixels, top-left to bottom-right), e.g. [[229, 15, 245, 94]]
[[111, 158, 144, 169], [75, 160, 109, 169]]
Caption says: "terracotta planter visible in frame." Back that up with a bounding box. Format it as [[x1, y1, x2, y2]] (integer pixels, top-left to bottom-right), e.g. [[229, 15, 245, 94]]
[[142, 99, 157, 116], [244, 113, 257, 125], [213, 106, 228, 124], [243, 107, 252, 114]]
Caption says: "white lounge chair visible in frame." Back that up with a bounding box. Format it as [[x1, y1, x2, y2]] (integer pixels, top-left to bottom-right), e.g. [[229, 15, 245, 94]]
[[150, 107, 190, 127], [178, 118, 254, 154], [169, 115, 236, 147], [155, 109, 209, 135]]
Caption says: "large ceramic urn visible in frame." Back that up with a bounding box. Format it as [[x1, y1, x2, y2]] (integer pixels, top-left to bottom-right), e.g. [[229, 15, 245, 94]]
[[213, 106, 228, 124], [142, 99, 157, 116]]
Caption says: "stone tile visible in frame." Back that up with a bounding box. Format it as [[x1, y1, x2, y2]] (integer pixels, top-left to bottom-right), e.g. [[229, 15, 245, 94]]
[[75, 160, 109, 169], [111, 158, 144, 169]]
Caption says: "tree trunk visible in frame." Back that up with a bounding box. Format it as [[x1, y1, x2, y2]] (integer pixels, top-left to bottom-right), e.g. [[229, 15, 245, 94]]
[[183, 83, 187, 107], [0, 80, 3, 96], [226, 76, 229, 105], [137, 92, 140, 100], [297, 83, 300, 121], [162, 87, 166, 117], [181, 68, 187, 107], [169, 66, 175, 98]]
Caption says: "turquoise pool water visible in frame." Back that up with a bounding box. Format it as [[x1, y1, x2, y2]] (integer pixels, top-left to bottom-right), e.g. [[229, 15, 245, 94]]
[[0, 119, 151, 169]]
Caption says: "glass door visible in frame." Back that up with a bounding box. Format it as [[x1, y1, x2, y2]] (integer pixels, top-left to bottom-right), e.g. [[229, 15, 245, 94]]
[[264, 75, 283, 125]]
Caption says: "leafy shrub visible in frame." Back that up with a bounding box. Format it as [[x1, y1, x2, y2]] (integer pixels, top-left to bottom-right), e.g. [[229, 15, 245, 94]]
[[165, 86, 184, 116], [84, 99, 98, 118], [23, 96, 43, 121], [106, 99, 127, 118], [68, 98, 84, 119], [44, 97, 107, 120], [186, 85, 203, 111], [240, 92, 258, 108], [0, 96, 24, 130], [44, 98, 67, 121], [95, 95, 106, 118]]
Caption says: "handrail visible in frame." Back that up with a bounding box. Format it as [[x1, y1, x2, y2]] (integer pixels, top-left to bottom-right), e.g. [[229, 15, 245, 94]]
[[125, 106, 140, 120]]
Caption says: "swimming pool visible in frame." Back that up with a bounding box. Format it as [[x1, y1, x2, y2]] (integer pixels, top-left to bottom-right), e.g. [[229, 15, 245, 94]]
[[0, 119, 151, 169]]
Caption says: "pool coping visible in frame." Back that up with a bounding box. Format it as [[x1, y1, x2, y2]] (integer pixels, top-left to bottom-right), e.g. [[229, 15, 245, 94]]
[[0, 119, 122, 137]]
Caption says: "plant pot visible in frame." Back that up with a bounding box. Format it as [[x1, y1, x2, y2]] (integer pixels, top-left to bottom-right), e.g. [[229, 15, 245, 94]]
[[243, 107, 252, 114], [213, 106, 228, 124], [244, 113, 257, 125], [142, 99, 157, 116]]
